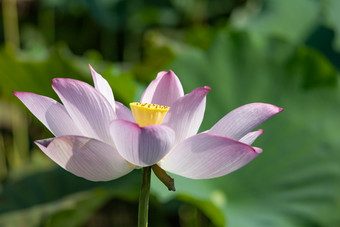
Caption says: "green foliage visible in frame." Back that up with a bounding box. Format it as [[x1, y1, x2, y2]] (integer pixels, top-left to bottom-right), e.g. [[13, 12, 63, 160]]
[[0, 168, 140, 226], [323, 0, 340, 51], [0, 47, 85, 101], [287, 46, 338, 89], [231, 0, 320, 43], [151, 29, 340, 226]]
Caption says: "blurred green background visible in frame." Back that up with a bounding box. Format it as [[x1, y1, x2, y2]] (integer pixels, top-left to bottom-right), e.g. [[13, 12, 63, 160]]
[[1, 0, 340, 226]]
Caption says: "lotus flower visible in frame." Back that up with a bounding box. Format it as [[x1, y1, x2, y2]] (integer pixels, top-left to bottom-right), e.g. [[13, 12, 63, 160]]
[[14, 66, 282, 182]]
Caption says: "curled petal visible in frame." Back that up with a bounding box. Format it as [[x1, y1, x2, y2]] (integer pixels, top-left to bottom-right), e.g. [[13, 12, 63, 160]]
[[209, 103, 283, 140], [239, 129, 263, 145], [159, 133, 260, 179], [115, 101, 135, 122], [110, 119, 175, 167], [89, 65, 115, 110], [253, 147, 263, 154], [52, 78, 116, 144], [13, 92, 82, 137], [163, 86, 210, 145], [140, 70, 184, 107], [35, 136, 134, 181]]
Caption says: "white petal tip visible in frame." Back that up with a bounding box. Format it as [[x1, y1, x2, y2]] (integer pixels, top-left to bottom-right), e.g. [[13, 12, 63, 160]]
[[270, 104, 284, 114], [194, 86, 211, 95], [253, 147, 263, 154], [203, 86, 211, 91], [52, 78, 76, 87], [35, 138, 54, 147], [161, 70, 179, 80], [51, 78, 63, 87], [89, 64, 96, 74], [13, 91, 29, 99]]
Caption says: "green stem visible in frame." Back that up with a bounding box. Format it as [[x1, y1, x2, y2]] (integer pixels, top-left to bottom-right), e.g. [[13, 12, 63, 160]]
[[138, 166, 151, 227], [2, 0, 20, 49]]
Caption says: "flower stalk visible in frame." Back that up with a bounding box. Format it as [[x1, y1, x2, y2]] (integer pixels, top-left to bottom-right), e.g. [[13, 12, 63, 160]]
[[138, 166, 152, 227]]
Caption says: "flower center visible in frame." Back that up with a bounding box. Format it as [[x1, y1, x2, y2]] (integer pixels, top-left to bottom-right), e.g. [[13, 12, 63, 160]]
[[130, 102, 170, 127]]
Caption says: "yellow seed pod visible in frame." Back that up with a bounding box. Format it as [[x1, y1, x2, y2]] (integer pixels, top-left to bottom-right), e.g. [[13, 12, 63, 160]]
[[130, 102, 170, 127]]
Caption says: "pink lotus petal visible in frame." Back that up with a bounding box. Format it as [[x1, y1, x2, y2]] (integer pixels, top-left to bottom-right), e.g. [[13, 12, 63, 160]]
[[13, 92, 82, 137], [253, 147, 263, 154], [110, 119, 175, 167], [140, 70, 184, 107], [239, 129, 263, 145], [159, 133, 260, 179], [52, 78, 116, 145], [35, 136, 134, 181], [89, 65, 115, 110], [163, 86, 210, 145], [209, 103, 283, 140], [115, 101, 135, 122]]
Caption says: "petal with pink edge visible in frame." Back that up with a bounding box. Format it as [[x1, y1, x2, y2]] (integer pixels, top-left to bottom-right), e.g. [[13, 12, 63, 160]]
[[52, 78, 116, 144], [14, 92, 82, 137], [110, 119, 175, 167], [163, 86, 210, 145], [115, 101, 135, 122], [159, 133, 260, 179], [35, 136, 134, 181], [89, 65, 115, 110], [239, 129, 263, 145], [209, 103, 283, 140], [140, 70, 184, 107]]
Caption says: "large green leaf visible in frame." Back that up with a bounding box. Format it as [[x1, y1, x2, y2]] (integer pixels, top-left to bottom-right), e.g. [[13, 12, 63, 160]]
[[323, 0, 340, 52], [0, 47, 86, 101], [0, 167, 141, 226], [0, 46, 136, 104], [231, 0, 319, 44], [151, 30, 340, 226]]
